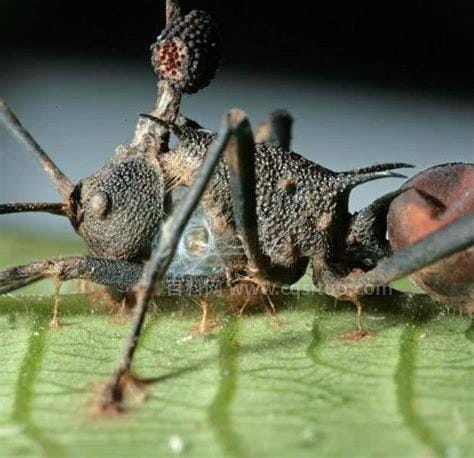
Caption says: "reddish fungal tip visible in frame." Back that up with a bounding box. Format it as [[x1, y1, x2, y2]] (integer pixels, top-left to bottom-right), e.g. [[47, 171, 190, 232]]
[[388, 163, 474, 311], [151, 10, 221, 94]]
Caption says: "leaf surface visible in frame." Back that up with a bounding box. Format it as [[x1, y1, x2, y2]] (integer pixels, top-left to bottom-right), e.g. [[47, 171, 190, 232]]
[[0, 233, 472, 457]]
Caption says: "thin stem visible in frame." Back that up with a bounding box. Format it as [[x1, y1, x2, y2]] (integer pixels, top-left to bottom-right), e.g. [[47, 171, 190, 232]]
[[131, 0, 182, 151], [166, 0, 181, 22]]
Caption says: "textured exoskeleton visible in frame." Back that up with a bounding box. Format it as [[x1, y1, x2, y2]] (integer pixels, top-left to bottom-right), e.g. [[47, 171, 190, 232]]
[[156, 119, 411, 287]]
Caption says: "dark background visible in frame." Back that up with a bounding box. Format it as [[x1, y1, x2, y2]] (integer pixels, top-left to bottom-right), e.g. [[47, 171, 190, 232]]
[[2, 0, 474, 96]]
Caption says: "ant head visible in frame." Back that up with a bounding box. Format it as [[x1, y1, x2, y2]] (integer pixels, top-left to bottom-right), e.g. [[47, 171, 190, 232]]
[[0, 100, 167, 262], [1, 153, 166, 262], [69, 155, 166, 261]]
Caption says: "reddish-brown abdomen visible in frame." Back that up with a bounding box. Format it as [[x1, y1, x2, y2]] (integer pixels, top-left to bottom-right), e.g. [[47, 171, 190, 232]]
[[388, 163, 474, 312]]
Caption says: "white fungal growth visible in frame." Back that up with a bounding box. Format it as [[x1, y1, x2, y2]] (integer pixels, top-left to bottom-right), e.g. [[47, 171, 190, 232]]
[[167, 199, 242, 277]]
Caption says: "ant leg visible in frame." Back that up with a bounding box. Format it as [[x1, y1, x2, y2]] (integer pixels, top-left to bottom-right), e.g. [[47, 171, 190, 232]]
[[196, 296, 211, 334], [255, 109, 293, 150], [99, 110, 245, 412], [0, 256, 143, 327], [312, 258, 369, 334], [223, 111, 307, 285], [222, 111, 273, 279], [354, 298, 363, 331], [320, 211, 474, 300], [0, 202, 68, 216], [50, 278, 63, 329], [0, 99, 73, 198], [0, 257, 143, 295]]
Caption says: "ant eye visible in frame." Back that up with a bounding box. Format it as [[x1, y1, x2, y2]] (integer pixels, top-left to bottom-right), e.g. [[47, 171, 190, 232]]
[[89, 191, 111, 219]]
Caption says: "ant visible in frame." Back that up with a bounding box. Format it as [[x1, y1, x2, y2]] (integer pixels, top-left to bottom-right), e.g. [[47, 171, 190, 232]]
[[1, 1, 472, 412]]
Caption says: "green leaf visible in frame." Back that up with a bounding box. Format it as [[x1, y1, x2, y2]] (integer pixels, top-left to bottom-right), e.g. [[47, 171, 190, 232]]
[[0, 232, 473, 457]]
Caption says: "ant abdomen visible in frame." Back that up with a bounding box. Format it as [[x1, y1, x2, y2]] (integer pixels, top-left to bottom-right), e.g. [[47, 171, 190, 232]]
[[388, 162, 474, 311]]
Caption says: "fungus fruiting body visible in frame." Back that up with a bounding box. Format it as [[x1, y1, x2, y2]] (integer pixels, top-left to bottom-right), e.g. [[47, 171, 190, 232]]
[[151, 10, 221, 94]]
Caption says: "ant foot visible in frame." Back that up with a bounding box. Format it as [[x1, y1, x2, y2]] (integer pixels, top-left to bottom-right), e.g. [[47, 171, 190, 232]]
[[341, 329, 372, 342], [94, 370, 147, 416]]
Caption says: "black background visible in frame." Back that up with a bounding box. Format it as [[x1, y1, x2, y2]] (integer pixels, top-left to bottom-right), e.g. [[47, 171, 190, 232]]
[[2, 0, 474, 96]]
